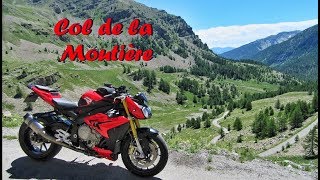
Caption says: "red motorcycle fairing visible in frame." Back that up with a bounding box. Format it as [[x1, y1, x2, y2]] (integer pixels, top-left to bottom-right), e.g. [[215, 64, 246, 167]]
[[78, 90, 104, 106], [125, 96, 145, 119], [92, 147, 113, 160], [31, 86, 61, 106], [84, 113, 129, 138]]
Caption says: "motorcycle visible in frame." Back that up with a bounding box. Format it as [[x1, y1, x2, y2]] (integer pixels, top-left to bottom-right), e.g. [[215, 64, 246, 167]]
[[19, 83, 168, 177]]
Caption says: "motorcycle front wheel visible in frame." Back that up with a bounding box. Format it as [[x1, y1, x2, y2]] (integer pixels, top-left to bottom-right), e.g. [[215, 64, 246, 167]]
[[121, 131, 168, 177]]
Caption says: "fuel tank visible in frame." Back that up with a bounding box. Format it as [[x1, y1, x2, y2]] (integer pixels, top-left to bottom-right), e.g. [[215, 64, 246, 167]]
[[78, 90, 104, 106]]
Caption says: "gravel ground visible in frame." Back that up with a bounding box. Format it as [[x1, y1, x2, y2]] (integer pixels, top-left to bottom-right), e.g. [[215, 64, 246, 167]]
[[2, 127, 317, 180]]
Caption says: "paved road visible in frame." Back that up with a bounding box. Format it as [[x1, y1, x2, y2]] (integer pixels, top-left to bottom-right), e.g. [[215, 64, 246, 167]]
[[259, 119, 318, 157], [210, 111, 230, 144]]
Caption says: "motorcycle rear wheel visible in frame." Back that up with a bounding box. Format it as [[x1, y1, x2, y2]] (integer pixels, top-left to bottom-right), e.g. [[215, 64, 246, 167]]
[[121, 132, 168, 177], [19, 122, 62, 161]]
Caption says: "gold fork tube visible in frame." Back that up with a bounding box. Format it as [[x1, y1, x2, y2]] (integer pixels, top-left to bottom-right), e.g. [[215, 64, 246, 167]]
[[122, 99, 138, 139]]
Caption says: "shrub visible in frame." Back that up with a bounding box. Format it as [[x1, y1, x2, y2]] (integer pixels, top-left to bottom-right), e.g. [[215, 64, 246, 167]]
[[236, 134, 243, 143], [233, 117, 243, 131], [14, 86, 24, 98]]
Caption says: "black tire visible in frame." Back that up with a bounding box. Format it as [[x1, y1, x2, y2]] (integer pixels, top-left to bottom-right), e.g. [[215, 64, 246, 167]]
[[18, 122, 62, 161], [121, 132, 168, 177]]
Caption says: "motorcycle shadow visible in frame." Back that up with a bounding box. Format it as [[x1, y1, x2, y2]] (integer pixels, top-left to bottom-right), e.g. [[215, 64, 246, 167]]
[[6, 156, 161, 180]]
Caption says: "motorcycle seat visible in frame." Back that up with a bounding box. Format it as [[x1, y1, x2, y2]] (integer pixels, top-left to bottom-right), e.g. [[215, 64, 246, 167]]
[[52, 98, 78, 109], [35, 85, 58, 92]]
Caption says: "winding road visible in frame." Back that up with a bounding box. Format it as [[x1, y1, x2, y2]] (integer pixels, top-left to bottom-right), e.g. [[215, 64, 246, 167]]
[[210, 111, 230, 144], [207, 110, 318, 158], [258, 118, 318, 157]]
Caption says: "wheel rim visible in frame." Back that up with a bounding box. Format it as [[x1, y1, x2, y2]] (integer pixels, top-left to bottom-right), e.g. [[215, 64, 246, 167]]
[[27, 129, 52, 154], [128, 139, 161, 170]]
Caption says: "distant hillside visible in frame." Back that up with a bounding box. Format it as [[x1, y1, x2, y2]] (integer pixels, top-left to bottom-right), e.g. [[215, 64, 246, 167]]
[[252, 25, 318, 80], [3, 0, 298, 84], [221, 30, 300, 60], [211, 47, 235, 54]]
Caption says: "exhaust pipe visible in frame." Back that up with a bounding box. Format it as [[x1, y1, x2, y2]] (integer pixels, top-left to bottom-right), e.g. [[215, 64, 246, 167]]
[[23, 113, 68, 146], [23, 113, 85, 153]]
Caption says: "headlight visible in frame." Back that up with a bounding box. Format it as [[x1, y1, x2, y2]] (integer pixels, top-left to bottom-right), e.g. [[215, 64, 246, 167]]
[[142, 106, 152, 119]]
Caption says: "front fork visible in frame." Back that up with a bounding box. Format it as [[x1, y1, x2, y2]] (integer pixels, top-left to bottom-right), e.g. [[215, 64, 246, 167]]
[[122, 99, 145, 158]]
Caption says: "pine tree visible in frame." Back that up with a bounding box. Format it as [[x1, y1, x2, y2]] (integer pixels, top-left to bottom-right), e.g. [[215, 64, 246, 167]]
[[227, 124, 231, 131], [176, 90, 187, 105], [202, 112, 209, 121], [177, 124, 182, 132], [193, 95, 197, 104], [227, 101, 234, 112], [252, 111, 267, 139], [245, 101, 252, 111], [151, 70, 157, 85], [186, 119, 191, 128], [275, 99, 281, 109], [204, 118, 211, 128], [266, 118, 277, 137], [195, 117, 201, 129], [269, 107, 274, 116], [290, 106, 304, 129], [298, 100, 309, 118], [190, 118, 196, 128], [303, 126, 318, 158], [158, 79, 170, 94], [278, 115, 287, 132], [233, 117, 243, 131], [219, 127, 225, 138], [171, 127, 175, 134], [312, 94, 318, 112], [159, 78, 165, 92]]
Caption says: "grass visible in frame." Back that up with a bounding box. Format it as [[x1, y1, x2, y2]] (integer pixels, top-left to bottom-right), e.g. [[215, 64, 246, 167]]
[[141, 103, 201, 131], [216, 79, 279, 94], [165, 126, 218, 153], [265, 155, 318, 171], [3, 135, 18, 140], [2, 102, 15, 110], [2, 115, 23, 127], [238, 147, 256, 162]]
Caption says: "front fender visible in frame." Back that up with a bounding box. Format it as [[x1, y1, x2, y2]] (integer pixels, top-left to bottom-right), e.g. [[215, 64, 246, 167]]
[[137, 127, 159, 137]]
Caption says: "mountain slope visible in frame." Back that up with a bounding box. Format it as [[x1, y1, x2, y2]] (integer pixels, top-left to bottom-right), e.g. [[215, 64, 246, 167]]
[[252, 25, 318, 80], [221, 30, 300, 60], [2, 0, 212, 69], [2, 0, 298, 85]]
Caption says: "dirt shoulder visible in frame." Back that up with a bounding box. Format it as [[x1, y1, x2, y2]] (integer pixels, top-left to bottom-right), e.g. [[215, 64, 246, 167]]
[[2, 133, 317, 180]]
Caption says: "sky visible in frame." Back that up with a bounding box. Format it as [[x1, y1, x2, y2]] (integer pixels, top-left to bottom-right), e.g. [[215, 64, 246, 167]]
[[135, 0, 318, 48]]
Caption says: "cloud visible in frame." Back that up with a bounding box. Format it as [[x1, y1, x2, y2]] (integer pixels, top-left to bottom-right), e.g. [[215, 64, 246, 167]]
[[194, 19, 318, 48]]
